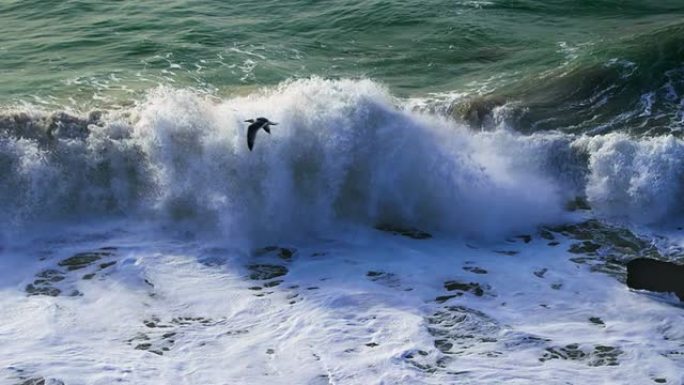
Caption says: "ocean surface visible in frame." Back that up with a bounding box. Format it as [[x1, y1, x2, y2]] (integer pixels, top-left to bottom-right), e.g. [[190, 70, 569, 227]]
[[1, 1, 684, 384]]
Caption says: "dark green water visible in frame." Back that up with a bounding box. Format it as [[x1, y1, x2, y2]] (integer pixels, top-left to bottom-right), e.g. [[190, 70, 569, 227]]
[[1, 0, 683, 133]]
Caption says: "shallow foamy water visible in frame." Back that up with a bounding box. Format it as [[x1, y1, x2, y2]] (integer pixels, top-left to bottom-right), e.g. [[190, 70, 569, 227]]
[[1, 220, 682, 385]]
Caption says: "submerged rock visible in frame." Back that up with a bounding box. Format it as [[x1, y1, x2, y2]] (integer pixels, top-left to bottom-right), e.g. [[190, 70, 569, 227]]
[[253, 246, 297, 261], [58, 250, 114, 271], [426, 306, 500, 355], [374, 224, 432, 240], [16, 378, 64, 385], [565, 196, 591, 211], [247, 264, 288, 280], [540, 344, 622, 366], [443, 280, 486, 297], [626, 258, 684, 301], [547, 220, 662, 279]]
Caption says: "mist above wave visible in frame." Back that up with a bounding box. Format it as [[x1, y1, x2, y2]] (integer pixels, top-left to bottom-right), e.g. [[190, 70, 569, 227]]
[[1, 78, 682, 241]]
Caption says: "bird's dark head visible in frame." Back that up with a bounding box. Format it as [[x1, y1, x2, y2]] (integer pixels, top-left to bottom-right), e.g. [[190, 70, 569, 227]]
[[244, 119, 255, 123]]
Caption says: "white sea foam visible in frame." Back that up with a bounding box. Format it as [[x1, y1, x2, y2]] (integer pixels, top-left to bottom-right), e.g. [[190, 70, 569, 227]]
[[0, 222, 682, 384]]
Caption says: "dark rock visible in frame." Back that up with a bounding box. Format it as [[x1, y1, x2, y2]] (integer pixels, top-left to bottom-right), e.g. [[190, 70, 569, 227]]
[[516, 235, 532, 243], [540, 344, 621, 366], [254, 246, 297, 260], [58, 251, 112, 271], [463, 266, 488, 274], [99, 261, 116, 269], [25, 284, 61, 297], [626, 258, 684, 301], [533, 268, 548, 278], [494, 250, 519, 256], [263, 280, 283, 288], [444, 280, 486, 296], [35, 269, 65, 282], [435, 294, 461, 304], [247, 264, 288, 280], [589, 317, 605, 326], [374, 224, 432, 239], [565, 197, 591, 211], [426, 306, 500, 355], [568, 241, 601, 254], [366, 271, 402, 289]]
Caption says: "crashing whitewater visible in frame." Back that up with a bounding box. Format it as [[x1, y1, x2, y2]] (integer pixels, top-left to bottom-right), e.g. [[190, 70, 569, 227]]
[[1, 78, 684, 385]]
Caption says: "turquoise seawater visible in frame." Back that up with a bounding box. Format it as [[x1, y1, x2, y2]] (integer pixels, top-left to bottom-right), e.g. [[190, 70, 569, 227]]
[[2, 0, 683, 116]]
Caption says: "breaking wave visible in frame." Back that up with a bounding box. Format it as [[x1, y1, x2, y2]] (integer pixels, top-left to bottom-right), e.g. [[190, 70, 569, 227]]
[[1, 78, 683, 240]]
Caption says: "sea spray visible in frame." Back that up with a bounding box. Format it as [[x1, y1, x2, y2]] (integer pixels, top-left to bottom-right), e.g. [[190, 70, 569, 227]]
[[1, 79, 568, 240]]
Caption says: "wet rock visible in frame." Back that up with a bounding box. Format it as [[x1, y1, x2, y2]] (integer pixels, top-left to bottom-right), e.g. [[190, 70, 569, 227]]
[[25, 284, 61, 297], [589, 317, 605, 326], [17, 378, 64, 385], [435, 294, 461, 304], [374, 224, 432, 239], [263, 280, 283, 288], [25, 268, 67, 296], [568, 241, 601, 254], [401, 349, 438, 373], [35, 269, 65, 282], [547, 220, 663, 279], [58, 250, 113, 271], [626, 258, 684, 301], [533, 268, 548, 278], [539, 229, 555, 240], [463, 266, 488, 274], [426, 306, 500, 355], [366, 271, 402, 288], [539, 344, 622, 366], [254, 246, 297, 261], [565, 196, 591, 211], [444, 280, 487, 297], [99, 261, 116, 269], [494, 250, 519, 256], [247, 264, 288, 280], [131, 316, 220, 355], [516, 235, 532, 243]]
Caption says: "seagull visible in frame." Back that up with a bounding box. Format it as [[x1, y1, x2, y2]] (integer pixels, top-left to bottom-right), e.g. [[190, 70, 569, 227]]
[[245, 117, 277, 151]]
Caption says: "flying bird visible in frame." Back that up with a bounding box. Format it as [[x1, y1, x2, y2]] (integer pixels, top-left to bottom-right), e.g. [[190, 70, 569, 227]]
[[245, 117, 277, 151]]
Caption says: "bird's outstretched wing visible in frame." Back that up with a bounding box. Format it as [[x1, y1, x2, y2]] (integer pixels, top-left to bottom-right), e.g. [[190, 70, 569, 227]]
[[247, 123, 259, 150], [263, 122, 276, 134]]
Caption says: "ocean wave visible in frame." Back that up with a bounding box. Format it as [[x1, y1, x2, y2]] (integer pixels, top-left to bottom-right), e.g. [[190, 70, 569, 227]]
[[1, 78, 682, 240], [447, 22, 684, 136]]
